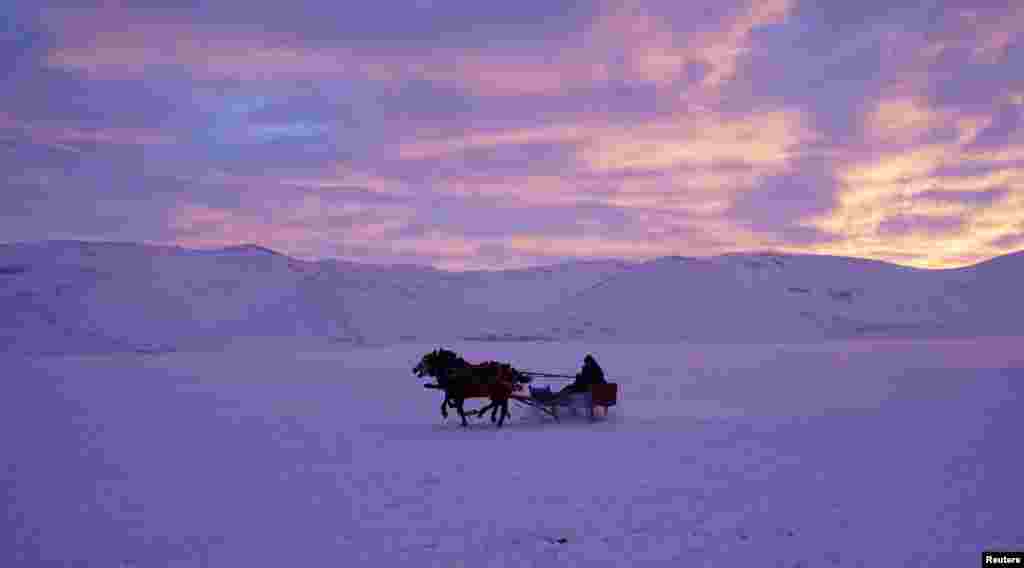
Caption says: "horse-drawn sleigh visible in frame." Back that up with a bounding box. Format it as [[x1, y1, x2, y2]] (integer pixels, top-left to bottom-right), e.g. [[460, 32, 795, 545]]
[[414, 348, 619, 428]]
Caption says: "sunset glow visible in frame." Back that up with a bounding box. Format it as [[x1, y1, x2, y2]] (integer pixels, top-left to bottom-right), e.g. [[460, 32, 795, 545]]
[[4, 2, 1022, 268]]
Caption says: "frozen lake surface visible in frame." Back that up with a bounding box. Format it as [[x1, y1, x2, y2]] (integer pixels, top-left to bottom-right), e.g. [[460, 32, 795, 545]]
[[3, 338, 1022, 566]]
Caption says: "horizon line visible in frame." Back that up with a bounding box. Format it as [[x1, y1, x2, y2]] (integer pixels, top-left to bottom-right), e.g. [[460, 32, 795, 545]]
[[3, 238, 1021, 273]]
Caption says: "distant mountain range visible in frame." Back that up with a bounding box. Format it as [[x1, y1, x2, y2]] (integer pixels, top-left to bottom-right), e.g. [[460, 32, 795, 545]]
[[1, 241, 1021, 354]]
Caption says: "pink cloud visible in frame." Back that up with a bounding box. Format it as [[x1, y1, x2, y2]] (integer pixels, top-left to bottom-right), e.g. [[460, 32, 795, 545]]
[[588, 0, 791, 88], [401, 109, 812, 173], [2, 116, 177, 149], [168, 194, 419, 261], [52, 127, 175, 146], [43, 1, 792, 99]]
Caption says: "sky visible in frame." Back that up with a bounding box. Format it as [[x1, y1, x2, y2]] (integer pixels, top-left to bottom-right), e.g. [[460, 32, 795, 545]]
[[2, 1, 1023, 270]]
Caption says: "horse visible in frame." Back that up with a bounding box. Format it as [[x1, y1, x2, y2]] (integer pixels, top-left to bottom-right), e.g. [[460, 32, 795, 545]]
[[413, 348, 470, 421], [413, 348, 530, 427], [455, 361, 527, 426]]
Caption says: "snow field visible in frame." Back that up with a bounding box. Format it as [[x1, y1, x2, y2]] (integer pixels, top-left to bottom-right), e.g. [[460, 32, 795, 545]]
[[3, 338, 1021, 566]]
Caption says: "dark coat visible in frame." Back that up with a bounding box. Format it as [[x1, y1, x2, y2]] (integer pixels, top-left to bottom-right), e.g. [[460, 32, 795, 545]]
[[561, 355, 606, 394]]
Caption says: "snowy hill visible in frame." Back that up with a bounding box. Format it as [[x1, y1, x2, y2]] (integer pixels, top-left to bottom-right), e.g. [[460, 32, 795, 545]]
[[0, 241, 1021, 354], [0, 241, 631, 354], [526, 251, 1023, 342]]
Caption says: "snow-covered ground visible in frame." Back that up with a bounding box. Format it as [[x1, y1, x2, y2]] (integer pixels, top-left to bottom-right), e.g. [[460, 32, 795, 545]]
[[4, 337, 1021, 566]]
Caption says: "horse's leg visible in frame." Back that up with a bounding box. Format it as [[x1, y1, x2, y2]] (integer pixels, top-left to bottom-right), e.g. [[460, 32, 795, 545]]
[[500, 399, 511, 424], [474, 400, 493, 419], [440, 393, 449, 419], [500, 399, 510, 427], [457, 398, 469, 427], [491, 386, 506, 421]]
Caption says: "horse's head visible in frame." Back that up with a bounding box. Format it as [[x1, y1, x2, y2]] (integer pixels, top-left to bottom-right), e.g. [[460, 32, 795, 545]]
[[412, 358, 428, 378], [413, 348, 467, 380], [412, 350, 438, 378]]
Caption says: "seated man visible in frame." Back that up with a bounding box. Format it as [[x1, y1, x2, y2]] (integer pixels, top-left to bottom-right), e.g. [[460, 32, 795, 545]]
[[559, 354, 606, 395]]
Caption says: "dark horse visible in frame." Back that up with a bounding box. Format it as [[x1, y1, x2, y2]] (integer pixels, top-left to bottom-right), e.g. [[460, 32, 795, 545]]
[[414, 348, 531, 427]]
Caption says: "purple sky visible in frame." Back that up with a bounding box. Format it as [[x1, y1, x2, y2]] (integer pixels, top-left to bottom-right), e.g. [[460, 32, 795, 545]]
[[3, 2, 1022, 269]]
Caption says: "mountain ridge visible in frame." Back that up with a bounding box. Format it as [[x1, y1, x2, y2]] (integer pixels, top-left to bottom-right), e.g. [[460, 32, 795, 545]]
[[5, 239, 1021, 272], [1, 240, 1021, 354]]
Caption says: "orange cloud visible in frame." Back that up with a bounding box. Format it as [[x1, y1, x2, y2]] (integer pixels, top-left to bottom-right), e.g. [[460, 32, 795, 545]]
[[867, 97, 994, 147], [868, 98, 946, 143], [801, 96, 1024, 267], [577, 110, 811, 172]]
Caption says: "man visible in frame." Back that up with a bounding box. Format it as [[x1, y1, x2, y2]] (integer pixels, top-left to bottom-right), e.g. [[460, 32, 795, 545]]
[[560, 354, 606, 395]]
